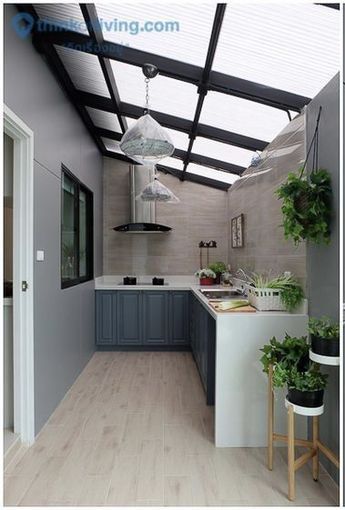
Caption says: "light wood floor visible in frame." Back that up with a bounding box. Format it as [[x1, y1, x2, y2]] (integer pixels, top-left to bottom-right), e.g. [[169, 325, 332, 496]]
[[4, 352, 338, 506]]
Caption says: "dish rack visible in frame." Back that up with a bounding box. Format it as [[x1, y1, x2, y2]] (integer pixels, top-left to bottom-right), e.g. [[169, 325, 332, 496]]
[[248, 287, 286, 311]]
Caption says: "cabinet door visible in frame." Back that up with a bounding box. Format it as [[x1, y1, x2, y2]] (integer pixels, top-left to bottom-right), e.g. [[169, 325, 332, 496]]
[[117, 291, 142, 345], [143, 291, 168, 344], [96, 291, 117, 345], [169, 291, 190, 344]]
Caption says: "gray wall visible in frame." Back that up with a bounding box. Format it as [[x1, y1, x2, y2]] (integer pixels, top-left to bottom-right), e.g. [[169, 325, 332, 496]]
[[227, 114, 307, 288], [103, 158, 229, 275], [4, 4, 103, 434], [306, 74, 339, 482]]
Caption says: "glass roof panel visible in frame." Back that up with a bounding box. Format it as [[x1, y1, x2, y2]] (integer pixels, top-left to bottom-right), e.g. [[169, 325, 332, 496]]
[[86, 107, 121, 132], [193, 137, 255, 168], [200, 92, 289, 142], [159, 157, 184, 171], [95, 3, 216, 66], [102, 138, 122, 153], [55, 45, 110, 98], [213, 4, 339, 98], [111, 61, 198, 120], [187, 163, 239, 185], [34, 4, 88, 33]]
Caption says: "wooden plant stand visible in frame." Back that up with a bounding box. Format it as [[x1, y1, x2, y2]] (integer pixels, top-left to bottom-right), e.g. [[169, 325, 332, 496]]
[[267, 365, 339, 501]]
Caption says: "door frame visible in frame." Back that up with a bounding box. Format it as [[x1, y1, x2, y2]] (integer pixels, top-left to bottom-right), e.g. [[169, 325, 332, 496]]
[[4, 105, 35, 445]]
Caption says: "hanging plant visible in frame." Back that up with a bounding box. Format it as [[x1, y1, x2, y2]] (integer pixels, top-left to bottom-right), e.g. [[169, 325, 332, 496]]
[[276, 168, 332, 245], [276, 106, 332, 246]]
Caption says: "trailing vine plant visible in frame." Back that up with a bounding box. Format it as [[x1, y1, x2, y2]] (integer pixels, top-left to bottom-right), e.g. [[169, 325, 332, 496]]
[[276, 107, 332, 246]]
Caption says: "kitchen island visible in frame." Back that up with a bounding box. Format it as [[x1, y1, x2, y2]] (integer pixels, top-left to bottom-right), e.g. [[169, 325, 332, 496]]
[[95, 275, 308, 447]]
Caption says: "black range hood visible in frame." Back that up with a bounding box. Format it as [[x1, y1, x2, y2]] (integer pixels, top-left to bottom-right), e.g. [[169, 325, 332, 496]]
[[114, 222, 171, 233], [113, 165, 172, 234]]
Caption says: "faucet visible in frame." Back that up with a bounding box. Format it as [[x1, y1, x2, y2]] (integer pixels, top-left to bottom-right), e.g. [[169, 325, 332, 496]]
[[235, 268, 250, 282]]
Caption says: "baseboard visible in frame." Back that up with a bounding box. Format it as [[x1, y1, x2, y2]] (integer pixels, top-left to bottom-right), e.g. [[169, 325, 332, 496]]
[[97, 345, 192, 352], [4, 436, 23, 470]]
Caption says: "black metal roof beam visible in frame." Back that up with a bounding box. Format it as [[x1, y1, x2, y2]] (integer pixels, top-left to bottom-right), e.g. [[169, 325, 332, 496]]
[[173, 149, 245, 175], [17, 5, 107, 155], [157, 164, 230, 191], [79, 3, 127, 133], [32, 29, 310, 111], [182, 4, 226, 179], [77, 91, 267, 151], [315, 3, 339, 9]]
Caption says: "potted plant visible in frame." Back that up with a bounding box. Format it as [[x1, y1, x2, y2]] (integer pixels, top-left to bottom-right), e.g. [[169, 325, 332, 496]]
[[276, 168, 332, 246], [260, 334, 309, 376], [248, 272, 304, 311], [195, 268, 216, 286], [208, 261, 227, 284], [273, 364, 328, 408], [309, 316, 339, 357]]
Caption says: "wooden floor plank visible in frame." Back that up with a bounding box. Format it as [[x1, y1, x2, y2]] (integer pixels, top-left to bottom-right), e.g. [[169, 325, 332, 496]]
[[3, 351, 338, 507]]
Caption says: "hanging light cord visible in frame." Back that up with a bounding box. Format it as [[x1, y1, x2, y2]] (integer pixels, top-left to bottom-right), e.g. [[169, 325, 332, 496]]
[[299, 105, 322, 178], [145, 78, 150, 113]]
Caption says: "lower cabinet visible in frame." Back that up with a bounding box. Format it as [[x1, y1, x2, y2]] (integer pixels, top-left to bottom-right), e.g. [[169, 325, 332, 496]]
[[96, 290, 190, 347], [143, 291, 168, 345], [117, 291, 142, 345], [190, 293, 216, 406]]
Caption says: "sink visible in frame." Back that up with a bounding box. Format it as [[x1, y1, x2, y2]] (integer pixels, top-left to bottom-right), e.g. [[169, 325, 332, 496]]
[[199, 288, 245, 300]]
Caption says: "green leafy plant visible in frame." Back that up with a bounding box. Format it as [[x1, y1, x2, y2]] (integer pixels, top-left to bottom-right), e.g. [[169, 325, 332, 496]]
[[276, 168, 332, 245], [249, 272, 304, 311], [195, 268, 216, 279], [260, 334, 309, 375], [208, 261, 227, 275], [287, 366, 328, 391], [308, 317, 339, 339]]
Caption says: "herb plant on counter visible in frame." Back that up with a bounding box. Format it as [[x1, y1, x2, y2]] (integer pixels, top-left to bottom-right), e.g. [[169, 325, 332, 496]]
[[249, 272, 304, 311], [276, 168, 332, 246]]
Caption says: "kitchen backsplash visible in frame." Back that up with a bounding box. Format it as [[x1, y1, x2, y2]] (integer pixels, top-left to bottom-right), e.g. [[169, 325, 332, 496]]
[[103, 158, 229, 275]]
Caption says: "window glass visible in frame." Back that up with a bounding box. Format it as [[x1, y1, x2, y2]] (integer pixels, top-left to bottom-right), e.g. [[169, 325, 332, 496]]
[[62, 173, 78, 282]]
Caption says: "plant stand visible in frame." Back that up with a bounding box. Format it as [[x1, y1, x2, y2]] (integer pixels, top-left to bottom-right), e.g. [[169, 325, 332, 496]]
[[267, 365, 339, 501]]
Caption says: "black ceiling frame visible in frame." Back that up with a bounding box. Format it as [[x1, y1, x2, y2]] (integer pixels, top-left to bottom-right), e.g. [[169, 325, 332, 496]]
[[18, 3, 323, 190], [76, 90, 267, 152], [32, 28, 310, 112], [79, 3, 127, 133], [17, 4, 107, 155], [181, 3, 226, 179]]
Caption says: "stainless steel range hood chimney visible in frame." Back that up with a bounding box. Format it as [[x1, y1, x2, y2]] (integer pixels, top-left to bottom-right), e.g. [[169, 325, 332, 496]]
[[113, 165, 172, 233]]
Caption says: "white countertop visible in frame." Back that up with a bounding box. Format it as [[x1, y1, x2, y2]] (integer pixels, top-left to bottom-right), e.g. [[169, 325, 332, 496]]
[[95, 276, 307, 319]]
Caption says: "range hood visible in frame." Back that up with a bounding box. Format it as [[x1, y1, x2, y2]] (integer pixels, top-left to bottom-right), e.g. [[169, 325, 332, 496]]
[[113, 165, 172, 233]]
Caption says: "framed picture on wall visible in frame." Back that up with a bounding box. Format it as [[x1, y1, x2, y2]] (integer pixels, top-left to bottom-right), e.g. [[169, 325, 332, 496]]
[[231, 218, 237, 248], [231, 214, 244, 248], [236, 214, 244, 248]]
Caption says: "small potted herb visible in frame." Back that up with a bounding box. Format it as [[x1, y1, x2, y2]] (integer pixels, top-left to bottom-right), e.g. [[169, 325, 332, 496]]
[[309, 316, 339, 357], [208, 261, 227, 284], [195, 268, 216, 286], [273, 365, 328, 408], [276, 168, 332, 246], [248, 272, 304, 311]]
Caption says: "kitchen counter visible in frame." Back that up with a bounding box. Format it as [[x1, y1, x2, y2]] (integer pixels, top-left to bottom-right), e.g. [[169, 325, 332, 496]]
[[95, 275, 308, 447], [95, 275, 307, 320]]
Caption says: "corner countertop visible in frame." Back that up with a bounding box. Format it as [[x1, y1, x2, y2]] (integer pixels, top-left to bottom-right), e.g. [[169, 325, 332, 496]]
[[95, 275, 308, 319]]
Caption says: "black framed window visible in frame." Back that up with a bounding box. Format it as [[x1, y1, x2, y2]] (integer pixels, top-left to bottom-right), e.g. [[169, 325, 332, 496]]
[[61, 165, 93, 288]]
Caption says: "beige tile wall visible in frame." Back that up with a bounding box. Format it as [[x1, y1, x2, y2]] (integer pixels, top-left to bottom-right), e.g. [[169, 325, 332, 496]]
[[103, 158, 229, 275], [228, 114, 307, 288]]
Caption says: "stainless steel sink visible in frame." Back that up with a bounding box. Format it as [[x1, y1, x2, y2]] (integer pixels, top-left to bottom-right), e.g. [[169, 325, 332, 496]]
[[199, 289, 245, 300]]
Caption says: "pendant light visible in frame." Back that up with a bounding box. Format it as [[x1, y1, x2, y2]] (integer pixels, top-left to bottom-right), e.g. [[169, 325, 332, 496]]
[[120, 64, 175, 164], [136, 168, 180, 203]]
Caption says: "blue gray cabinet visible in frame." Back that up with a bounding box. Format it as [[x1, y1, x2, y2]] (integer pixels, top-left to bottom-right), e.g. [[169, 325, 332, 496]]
[[143, 291, 168, 344], [190, 293, 215, 405], [96, 291, 117, 345], [96, 290, 190, 348], [169, 291, 190, 344], [117, 291, 142, 345]]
